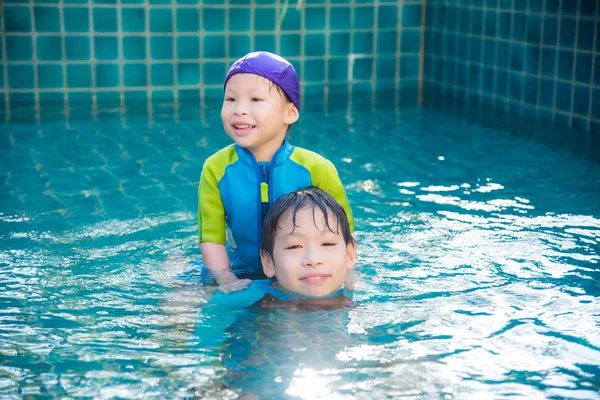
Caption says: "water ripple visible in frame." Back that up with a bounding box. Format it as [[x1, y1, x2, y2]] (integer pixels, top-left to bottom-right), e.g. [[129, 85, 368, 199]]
[[1, 108, 599, 398]]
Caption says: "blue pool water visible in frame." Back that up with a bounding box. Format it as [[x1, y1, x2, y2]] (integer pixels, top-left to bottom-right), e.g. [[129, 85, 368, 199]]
[[1, 104, 599, 398]]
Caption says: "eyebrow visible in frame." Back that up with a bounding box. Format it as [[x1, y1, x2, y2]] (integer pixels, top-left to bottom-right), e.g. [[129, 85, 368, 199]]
[[280, 231, 306, 238]]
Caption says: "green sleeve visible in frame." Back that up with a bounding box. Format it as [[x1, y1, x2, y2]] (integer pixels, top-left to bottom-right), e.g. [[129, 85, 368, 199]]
[[198, 146, 238, 244], [290, 148, 354, 232]]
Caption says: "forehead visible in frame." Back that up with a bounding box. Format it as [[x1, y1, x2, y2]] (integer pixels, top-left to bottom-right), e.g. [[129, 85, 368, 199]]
[[276, 206, 339, 234], [225, 73, 273, 91]]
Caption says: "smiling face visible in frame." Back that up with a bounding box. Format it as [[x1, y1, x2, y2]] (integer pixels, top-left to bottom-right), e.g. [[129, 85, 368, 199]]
[[260, 205, 357, 298], [221, 73, 299, 162]]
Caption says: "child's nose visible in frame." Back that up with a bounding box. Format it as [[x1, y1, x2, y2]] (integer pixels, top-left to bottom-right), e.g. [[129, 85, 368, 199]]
[[303, 247, 323, 267], [233, 100, 248, 115]]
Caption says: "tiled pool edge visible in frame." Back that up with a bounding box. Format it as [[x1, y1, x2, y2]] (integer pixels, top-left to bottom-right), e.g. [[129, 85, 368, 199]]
[[0, 0, 423, 124], [423, 0, 600, 135]]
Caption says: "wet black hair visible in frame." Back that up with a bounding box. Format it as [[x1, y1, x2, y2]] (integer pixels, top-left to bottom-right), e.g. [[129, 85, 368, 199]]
[[260, 186, 354, 260]]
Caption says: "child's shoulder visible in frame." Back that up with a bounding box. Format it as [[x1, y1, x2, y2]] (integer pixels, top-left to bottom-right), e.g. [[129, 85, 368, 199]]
[[203, 144, 238, 169], [290, 146, 335, 169]]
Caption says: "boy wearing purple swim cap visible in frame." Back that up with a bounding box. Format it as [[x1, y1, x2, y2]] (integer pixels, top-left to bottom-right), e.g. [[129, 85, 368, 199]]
[[198, 51, 355, 293]]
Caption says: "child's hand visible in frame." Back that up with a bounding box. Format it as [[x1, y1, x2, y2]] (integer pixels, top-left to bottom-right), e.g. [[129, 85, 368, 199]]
[[216, 271, 252, 294], [219, 278, 252, 294]]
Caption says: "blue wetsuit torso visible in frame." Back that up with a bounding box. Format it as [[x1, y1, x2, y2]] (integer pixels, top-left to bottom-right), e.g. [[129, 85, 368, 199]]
[[198, 141, 354, 271]]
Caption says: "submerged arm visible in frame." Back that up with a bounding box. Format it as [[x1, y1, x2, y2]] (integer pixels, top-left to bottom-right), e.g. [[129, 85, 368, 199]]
[[193, 281, 268, 349], [200, 243, 250, 293]]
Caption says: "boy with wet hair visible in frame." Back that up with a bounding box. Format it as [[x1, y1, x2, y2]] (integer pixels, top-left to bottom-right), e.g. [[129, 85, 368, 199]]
[[260, 186, 356, 298], [196, 186, 357, 348], [198, 51, 354, 293]]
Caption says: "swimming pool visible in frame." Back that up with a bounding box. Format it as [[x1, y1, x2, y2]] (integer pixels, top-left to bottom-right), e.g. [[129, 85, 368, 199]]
[[1, 104, 599, 398]]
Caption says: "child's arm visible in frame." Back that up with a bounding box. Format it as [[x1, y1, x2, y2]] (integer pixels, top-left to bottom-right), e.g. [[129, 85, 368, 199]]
[[200, 242, 251, 293], [316, 160, 354, 233], [199, 154, 251, 293], [291, 149, 355, 233], [193, 280, 269, 349]]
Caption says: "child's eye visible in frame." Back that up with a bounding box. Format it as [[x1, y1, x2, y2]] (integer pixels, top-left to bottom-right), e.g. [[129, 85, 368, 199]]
[[251, 97, 262, 102], [225, 97, 235, 102], [322, 242, 337, 247], [285, 244, 302, 250]]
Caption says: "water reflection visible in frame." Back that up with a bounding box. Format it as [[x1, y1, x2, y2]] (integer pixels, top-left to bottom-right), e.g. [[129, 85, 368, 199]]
[[1, 106, 599, 398]]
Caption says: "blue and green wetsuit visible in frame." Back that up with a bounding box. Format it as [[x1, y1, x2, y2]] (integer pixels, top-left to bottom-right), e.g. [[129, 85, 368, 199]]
[[198, 140, 354, 272]]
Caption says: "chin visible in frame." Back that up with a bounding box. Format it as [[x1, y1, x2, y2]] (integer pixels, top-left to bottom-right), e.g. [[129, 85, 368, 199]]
[[300, 286, 338, 298]]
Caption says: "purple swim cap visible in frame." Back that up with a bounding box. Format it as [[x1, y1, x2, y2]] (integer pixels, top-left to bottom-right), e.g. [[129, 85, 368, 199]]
[[224, 51, 300, 111]]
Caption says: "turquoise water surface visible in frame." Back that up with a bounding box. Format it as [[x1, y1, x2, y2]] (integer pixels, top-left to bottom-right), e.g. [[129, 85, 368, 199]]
[[1, 105, 599, 399]]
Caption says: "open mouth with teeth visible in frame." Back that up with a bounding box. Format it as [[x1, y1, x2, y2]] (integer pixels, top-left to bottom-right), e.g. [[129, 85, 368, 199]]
[[232, 124, 256, 135]]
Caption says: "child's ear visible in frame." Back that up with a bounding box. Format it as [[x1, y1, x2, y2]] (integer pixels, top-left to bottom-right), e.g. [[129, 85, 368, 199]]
[[345, 241, 357, 271], [284, 103, 299, 125], [260, 250, 276, 278]]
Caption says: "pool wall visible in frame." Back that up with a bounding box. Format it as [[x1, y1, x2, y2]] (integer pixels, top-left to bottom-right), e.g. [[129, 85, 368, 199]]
[[423, 0, 600, 134], [0, 0, 422, 119], [2, 0, 598, 133]]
